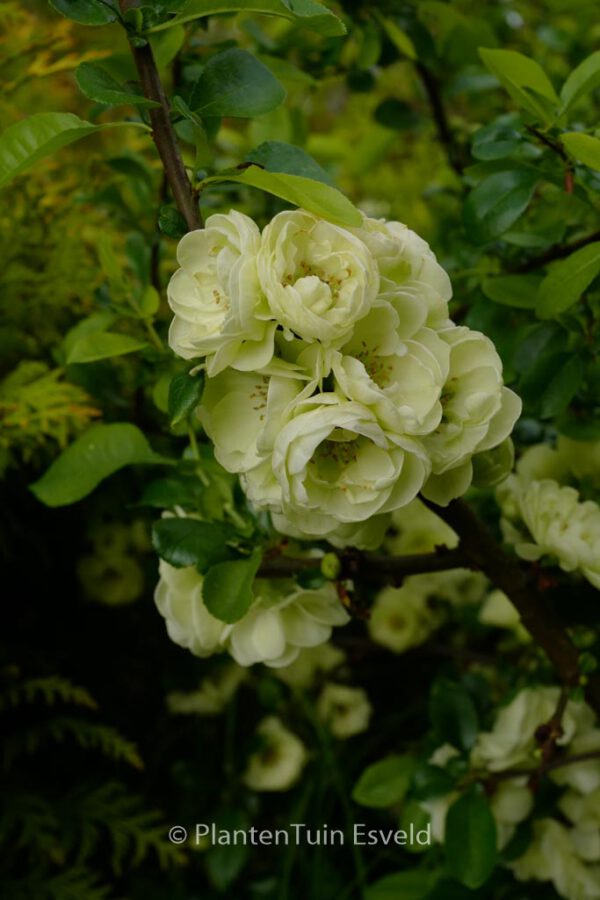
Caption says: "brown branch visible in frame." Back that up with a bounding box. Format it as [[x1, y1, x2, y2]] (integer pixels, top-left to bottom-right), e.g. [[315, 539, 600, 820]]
[[415, 62, 465, 177], [482, 748, 600, 787], [258, 548, 468, 582], [508, 229, 600, 274], [420, 496, 600, 715], [120, 1, 201, 231]]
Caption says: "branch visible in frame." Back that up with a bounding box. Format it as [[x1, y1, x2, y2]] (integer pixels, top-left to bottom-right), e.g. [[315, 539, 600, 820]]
[[120, 2, 201, 231], [258, 547, 468, 582], [420, 497, 600, 715], [482, 748, 600, 786], [508, 228, 600, 274], [415, 62, 465, 177]]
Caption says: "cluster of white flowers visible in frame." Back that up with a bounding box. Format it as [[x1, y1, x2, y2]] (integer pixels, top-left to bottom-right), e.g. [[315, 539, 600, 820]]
[[168, 208, 521, 548], [154, 560, 349, 667], [423, 686, 600, 900], [497, 439, 600, 589]]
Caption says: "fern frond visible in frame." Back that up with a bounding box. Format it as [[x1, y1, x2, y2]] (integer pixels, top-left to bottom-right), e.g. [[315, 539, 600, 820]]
[[64, 782, 186, 875], [2, 867, 114, 900], [0, 675, 97, 712], [3, 718, 143, 771]]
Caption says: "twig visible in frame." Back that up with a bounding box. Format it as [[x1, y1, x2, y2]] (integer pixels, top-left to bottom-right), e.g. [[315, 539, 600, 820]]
[[257, 548, 468, 581], [415, 62, 465, 176], [119, 1, 202, 231], [483, 748, 600, 786], [420, 496, 600, 715], [508, 229, 600, 274]]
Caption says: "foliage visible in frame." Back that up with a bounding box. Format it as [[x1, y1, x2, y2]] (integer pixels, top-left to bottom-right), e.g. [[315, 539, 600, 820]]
[[2, 1, 600, 899]]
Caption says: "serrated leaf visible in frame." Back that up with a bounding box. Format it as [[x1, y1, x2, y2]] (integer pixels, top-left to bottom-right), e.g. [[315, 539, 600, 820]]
[[445, 786, 498, 888], [562, 132, 600, 172], [168, 371, 204, 425], [0, 113, 146, 191], [150, 0, 346, 37], [463, 168, 538, 243], [479, 48, 558, 122], [152, 518, 235, 569], [365, 870, 439, 900], [190, 49, 285, 118], [560, 50, 600, 114], [66, 332, 147, 364], [482, 274, 541, 308], [49, 0, 117, 25], [30, 423, 168, 507], [352, 755, 416, 808], [246, 140, 333, 184], [536, 242, 600, 318], [203, 551, 262, 623], [202, 165, 362, 227], [75, 62, 160, 108]]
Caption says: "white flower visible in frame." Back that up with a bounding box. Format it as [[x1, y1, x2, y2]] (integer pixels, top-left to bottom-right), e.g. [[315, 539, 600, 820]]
[[261, 394, 430, 536], [510, 818, 600, 900], [478, 589, 528, 638], [332, 304, 450, 437], [168, 211, 276, 375], [490, 779, 534, 849], [271, 510, 391, 551], [257, 209, 379, 345], [317, 683, 372, 738], [368, 581, 444, 653], [560, 788, 600, 862], [351, 215, 452, 329], [154, 560, 226, 657], [387, 497, 458, 554], [552, 729, 600, 794], [243, 717, 307, 791], [275, 642, 346, 688], [222, 579, 350, 668], [154, 562, 349, 667], [471, 687, 596, 772], [421, 326, 522, 505], [498, 477, 600, 589]]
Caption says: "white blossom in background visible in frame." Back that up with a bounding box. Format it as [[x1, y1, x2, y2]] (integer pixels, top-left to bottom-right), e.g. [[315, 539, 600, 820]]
[[243, 717, 307, 792], [368, 581, 444, 653], [497, 441, 600, 590], [316, 683, 372, 738], [510, 818, 600, 900], [166, 664, 247, 716], [275, 642, 346, 688], [154, 561, 349, 668], [167, 207, 521, 550]]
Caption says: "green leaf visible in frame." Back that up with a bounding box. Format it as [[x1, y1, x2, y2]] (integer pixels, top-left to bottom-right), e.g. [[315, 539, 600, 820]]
[[463, 169, 538, 243], [539, 354, 584, 419], [139, 285, 160, 317], [365, 870, 439, 900], [30, 423, 167, 507], [203, 551, 262, 623], [377, 17, 417, 60], [429, 678, 479, 751], [479, 48, 559, 122], [562, 132, 600, 172], [202, 165, 362, 227], [151, 518, 235, 569], [560, 51, 600, 114], [62, 310, 118, 360], [75, 62, 159, 108], [246, 141, 333, 185], [66, 332, 147, 364], [482, 274, 541, 309], [190, 49, 285, 118], [49, 0, 118, 25], [0, 112, 146, 191], [536, 242, 600, 318], [445, 786, 497, 888], [158, 205, 188, 239], [411, 763, 456, 801], [352, 755, 416, 808], [168, 371, 204, 425], [149, 0, 346, 37]]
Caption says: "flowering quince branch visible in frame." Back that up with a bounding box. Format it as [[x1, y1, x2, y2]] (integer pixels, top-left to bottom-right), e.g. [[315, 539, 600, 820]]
[[479, 748, 600, 789], [257, 546, 469, 582], [119, 0, 202, 231], [421, 496, 600, 714]]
